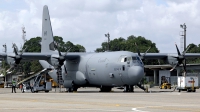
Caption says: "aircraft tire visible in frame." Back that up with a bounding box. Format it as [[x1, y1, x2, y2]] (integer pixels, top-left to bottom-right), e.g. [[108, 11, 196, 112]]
[[123, 85, 129, 92], [45, 90, 49, 93], [73, 87, 78, 92], [100, 87, 111, 92], [68, 88, 73, 92], [129, 85, 134, 92]]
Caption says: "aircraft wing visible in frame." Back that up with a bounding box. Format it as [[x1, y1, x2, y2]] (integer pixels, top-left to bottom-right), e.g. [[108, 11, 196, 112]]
[[184, 53, 200, 58], [0, 52, 81, 62], [141, 53, 200, 59], [144, 65, 172, 69], [0, 52, 8, 59], [141, 53, 168, 59], [145, 64, 200, 69]]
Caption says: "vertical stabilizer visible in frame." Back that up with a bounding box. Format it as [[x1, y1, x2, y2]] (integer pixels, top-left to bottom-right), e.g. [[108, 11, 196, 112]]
[[41, 5, 55, 53]]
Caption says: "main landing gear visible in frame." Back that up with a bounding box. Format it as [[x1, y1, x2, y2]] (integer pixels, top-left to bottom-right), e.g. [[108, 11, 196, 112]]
[[124, 85, 134, 92], [100, 86, 112, 92]]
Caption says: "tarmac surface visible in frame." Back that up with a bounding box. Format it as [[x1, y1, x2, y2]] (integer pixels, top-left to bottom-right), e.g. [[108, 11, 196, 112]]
[[0, 87, 200, 112]]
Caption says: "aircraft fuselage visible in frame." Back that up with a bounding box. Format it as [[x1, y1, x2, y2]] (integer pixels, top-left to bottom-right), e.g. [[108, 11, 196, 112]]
[[47, 51, 144, 88]]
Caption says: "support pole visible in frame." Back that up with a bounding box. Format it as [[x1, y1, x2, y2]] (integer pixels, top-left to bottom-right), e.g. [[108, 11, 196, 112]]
[[153, 70, 157, 85]]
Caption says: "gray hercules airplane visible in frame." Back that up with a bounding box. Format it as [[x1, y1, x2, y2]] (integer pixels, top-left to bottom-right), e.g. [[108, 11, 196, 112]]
[[1, 5, 200, 92]]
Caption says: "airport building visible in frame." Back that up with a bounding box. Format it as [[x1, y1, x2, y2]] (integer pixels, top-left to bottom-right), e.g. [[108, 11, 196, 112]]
[[144, 64, 200, 87]]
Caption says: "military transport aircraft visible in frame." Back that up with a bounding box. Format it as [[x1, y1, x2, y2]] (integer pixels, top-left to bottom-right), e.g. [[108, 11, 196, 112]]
[[1, 5, 200, 92]]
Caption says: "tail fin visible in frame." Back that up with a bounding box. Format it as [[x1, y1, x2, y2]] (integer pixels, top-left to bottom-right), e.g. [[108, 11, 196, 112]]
[[41, 5, 55, 53]]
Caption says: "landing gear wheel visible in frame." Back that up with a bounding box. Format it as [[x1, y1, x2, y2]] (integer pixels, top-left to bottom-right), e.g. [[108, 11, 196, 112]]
[[129, 85, 134, 92], [45, 90, 49, 93], [68, 88, 73, 92], [123, 85, 129, 92], [100, 87, 112, 92], [73, 87, 78, 92]]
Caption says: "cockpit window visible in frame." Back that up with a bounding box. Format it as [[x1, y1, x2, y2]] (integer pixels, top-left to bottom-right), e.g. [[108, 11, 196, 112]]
[[132, 57, 137, 60], [121, 57, 131, 62], [132, 56, 143, 65], [137, 56, 143, 65], [124, 57, 127, 62]]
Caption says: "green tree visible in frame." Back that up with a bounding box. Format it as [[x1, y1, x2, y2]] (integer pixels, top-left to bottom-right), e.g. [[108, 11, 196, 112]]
[[95, 35, 159, 65], [186, 43, 200, 64]]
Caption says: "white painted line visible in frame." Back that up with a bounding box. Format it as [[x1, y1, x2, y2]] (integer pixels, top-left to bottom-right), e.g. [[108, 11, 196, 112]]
[[132, 108, 149, 112]]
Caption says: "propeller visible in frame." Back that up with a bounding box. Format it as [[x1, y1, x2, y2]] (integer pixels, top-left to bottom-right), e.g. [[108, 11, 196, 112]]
[[53, 42, 71, 74], [170, 44, 190, 72], [135, 42, 151, 61], [9, 43, 27, 65]]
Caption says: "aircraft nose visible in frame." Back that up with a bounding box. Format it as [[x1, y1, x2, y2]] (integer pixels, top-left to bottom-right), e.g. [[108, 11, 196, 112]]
[[128, 66, 144, 84]]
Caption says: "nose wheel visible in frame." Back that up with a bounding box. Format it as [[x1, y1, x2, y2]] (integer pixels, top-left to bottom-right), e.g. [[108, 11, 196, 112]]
[[123, 85, 134, 92]]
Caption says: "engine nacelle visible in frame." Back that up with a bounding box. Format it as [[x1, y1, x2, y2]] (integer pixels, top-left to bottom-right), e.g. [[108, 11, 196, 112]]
[[64, 80, 73, 88], [164, 56, 178, 65], [6, 56, 16, 65], [48, 54, 60, 68]]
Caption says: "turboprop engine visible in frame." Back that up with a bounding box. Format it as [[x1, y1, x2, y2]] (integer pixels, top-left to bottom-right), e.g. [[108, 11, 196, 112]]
[[6, 54, 17, 66], [48, 54, 64, 68]]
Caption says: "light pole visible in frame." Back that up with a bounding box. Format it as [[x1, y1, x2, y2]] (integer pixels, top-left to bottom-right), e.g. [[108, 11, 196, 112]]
[[2, 44, 6, 88], [180, 23, 187, 75], [180, 23, 187, 52], [105, 32, 110, 51]]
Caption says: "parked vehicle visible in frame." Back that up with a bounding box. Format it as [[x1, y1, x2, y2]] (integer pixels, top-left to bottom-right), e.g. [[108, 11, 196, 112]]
[[177, 76, 199, 92]]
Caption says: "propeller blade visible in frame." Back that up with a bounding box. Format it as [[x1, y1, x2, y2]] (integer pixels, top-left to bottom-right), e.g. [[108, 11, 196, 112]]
[[20, 46, 27, 55], [183, 60, 186, 73], [12, 43, 18, 55], [175, 44, 181, 56], [135, 42, 141, 56], [143, 47, 151, 57], [54, 41, 62, 56], [64, 65, 67, 74], [183, 45, 190, 56], [170, 62, 179, 71], [65, 47, 72, 55]]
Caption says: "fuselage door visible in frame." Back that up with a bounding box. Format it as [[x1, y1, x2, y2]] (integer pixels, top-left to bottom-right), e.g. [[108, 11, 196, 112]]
[[118, 56, 130, 84]]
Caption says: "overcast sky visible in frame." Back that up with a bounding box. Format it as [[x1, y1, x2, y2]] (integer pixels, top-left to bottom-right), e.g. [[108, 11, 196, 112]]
[[0, 0, 200, 53]]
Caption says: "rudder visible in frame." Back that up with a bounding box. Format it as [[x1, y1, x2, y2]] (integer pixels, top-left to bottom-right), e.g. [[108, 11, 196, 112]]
[[41, 5, 55, 53]]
